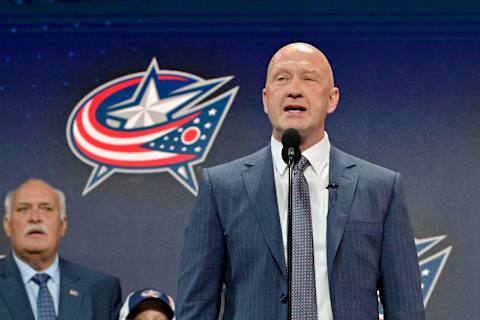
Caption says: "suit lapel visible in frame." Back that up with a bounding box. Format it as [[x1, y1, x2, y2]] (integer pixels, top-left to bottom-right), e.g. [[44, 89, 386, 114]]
[[326, 147, 359, 276], [0, 254, 35, 320], [242, 146, 287, 276], [240, 145, 359, 277], [58, 259, 83, 319]]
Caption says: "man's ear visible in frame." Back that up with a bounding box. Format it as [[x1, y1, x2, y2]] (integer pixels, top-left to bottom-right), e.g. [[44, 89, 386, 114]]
[[262, 88, 268, 114], [60, 217, 68, 237], [3, 217, 11, 238], [327, 87, 340, 114]]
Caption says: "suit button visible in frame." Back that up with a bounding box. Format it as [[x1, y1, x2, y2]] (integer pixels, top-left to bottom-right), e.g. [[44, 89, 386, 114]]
[[280, 293, 288, 303]]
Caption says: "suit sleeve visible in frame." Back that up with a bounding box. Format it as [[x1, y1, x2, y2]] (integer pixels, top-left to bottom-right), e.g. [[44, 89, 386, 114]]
[[379, 173, 425, 320], [109, 277, 122, 320], [91, 275, 122, 320], [177, 168, 226, 320]]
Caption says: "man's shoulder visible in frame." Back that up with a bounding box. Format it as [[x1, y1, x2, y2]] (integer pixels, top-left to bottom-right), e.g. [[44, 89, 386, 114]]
[[0, 255, 7, 266], [59, 257, 119, 285], [0, 253, 19, 278], [206, 145, 270, 175], [0, 255, 9, 274], [59, 258, 121, 317], [332, 146, 398, 180]]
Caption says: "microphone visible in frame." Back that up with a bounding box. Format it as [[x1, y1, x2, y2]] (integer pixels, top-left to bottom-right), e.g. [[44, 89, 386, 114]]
[[326, 182, 339, 190], [326, 182, 339, 210], [281, 128, 301, 319], [281, 128, 301, 165]]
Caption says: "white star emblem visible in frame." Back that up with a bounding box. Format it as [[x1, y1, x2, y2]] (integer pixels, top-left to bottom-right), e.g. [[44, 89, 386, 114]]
[[108, 78, 198, 129], [208, 108, 217, 116], [421, 269, 430, 277], [204, 122, 212, 129]]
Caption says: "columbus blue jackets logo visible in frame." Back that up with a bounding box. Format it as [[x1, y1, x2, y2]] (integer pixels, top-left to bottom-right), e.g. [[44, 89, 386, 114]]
[[66, 58, 239, 195], [378, 235, 452, 318]]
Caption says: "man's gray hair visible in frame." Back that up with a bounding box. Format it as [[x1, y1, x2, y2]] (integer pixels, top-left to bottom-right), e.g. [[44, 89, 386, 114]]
[[3, 180, 67, 221]]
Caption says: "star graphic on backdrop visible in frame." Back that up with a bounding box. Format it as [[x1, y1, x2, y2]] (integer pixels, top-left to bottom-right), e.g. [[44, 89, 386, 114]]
[[108, 78, 198, 129]]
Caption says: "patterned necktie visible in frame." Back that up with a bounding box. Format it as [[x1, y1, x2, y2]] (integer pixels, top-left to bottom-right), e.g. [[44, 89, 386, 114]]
[[32, 273, 57, 320], [292, 156, 317, 319]]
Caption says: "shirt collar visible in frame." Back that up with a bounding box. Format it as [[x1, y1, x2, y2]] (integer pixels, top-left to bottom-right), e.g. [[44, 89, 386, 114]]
[[13, 252, 60, 285], [271, 131, 330, 176]]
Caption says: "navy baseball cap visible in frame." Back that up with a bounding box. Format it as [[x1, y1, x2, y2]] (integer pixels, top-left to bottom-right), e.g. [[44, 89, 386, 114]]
[[119, 288, 175, 320]]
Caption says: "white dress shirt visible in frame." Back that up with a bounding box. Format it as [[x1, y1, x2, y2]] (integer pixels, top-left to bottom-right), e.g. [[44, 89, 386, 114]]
[[13, 252, 61, 319], [271, 132, 333, 320]]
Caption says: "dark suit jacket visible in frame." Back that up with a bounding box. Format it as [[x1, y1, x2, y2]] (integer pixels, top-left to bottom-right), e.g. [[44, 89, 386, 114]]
[[177, 145, 425, 319], [0, 253, 121, 320]]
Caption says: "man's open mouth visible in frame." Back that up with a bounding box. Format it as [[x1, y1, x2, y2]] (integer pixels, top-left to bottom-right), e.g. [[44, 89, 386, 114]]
[[27, 231, 45, 236], [284, 105, 306, 112], [25, 228, 47, 236]]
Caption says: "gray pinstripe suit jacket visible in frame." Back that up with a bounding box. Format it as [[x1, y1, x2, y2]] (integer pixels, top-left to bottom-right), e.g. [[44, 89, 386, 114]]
[[177, 145, 425, 320]]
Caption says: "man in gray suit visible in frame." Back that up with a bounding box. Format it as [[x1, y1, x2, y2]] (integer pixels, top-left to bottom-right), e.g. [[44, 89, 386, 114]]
[[177, 42, 425, 319], [0, 179, 121, 319]]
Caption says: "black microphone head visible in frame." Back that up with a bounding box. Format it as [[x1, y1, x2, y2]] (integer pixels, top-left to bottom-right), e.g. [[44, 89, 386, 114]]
[[281, 128, 301, 165]]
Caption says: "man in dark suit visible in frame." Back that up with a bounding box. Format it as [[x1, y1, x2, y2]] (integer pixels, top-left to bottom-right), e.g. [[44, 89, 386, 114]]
[[177, 42, 425, 319], [0, 179, 121, 319]]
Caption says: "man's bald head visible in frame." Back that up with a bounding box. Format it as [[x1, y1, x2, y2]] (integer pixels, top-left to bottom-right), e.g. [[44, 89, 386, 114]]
[[265, 42, 335, 87]]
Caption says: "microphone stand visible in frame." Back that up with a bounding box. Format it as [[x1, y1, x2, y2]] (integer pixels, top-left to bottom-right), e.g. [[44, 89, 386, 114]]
[[287, 146, 295, 320]]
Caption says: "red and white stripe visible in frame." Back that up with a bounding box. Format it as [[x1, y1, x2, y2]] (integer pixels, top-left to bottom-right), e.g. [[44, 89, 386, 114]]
[[72, 80, 197, 167]]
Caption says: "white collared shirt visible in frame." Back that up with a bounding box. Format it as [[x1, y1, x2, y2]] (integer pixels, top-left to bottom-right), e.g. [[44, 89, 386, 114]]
[[13, 252, 61, 319], [271, 132, 333, 320]]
